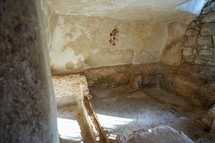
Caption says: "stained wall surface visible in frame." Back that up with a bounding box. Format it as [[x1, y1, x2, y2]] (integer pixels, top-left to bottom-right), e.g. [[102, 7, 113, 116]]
[[42, 0, 207, 74], [45, 15, 167, 73], [0, 0, 58, 142]]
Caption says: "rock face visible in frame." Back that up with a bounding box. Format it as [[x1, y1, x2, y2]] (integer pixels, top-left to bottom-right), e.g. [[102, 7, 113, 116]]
[[183, 47, 193, 56], [185, 36, 198, 46], [197, 36, 212, 46], [0, 0, 58, 143], [116, 126, 194, 143], [201, 23, 215, 35], [202, 105, 215, 129], [182, 3, 215, 67], [201, 12, 215, 23], [44, 0, 206, 21], [199, 50, 213, 56]]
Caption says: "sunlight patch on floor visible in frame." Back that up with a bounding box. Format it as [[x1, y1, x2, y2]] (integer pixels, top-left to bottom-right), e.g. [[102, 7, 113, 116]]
[[57, 118, 82, 141], [96, 114, 134, 129]]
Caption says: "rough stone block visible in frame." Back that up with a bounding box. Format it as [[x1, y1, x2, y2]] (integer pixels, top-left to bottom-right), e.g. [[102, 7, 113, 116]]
[[117, 126, 194, 143], [201, 23, 215, 36], [202, 106, 215, 128], [183, 47, 193, 56], [189, 22, 200, 30], [200, 45, 208, 50], [199, 50, 213, 56], [195, 57, 205, 65], [185, 29, 199, 36], [202, 2, 215, 14], [185, 36, 197, 46], [183, 57, 195, 64], [193, 49, 198, 55], [202, 12, 215, 23], [207, 61, 215, 66], [213, 36, 215, 46], [197, 36, 212, 46], [201, 7, 211, 15]]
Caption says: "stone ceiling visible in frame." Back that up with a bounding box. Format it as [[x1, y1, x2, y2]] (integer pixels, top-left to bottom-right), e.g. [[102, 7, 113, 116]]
[[45, 0, 207, 22]]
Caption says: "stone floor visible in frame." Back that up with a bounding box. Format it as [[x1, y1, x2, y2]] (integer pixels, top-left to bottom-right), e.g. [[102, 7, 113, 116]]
[[90, 86, 209, 142], [53, 75, 211, 143]]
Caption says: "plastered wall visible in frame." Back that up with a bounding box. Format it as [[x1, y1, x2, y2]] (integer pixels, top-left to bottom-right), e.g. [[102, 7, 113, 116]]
[[42, 10, 168, 73], [160, 19, 194, 66], [42, 0, 208, 74]]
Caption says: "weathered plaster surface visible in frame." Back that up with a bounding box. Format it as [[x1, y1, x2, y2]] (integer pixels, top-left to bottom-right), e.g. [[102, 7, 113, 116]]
[[160, 19, 193, 66], [44, 14, 167, 74], [0, 0, 58, 142], [41, 0, 208, 74]]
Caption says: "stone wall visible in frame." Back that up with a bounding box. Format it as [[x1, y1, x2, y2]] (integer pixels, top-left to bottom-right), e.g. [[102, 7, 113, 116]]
[[160, 64, 215, 107], [0, 0, 58, 142], [159, 1, 215, 107], [182, 1, 215, 67]]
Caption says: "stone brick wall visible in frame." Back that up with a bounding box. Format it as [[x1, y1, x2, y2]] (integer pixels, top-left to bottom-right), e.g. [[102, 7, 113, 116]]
[[159, 1, 215, 107], [182, 1, 215, 67]]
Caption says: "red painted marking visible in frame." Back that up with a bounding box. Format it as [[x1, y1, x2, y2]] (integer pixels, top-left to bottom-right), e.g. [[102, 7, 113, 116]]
[[109, 28, 119, 46]]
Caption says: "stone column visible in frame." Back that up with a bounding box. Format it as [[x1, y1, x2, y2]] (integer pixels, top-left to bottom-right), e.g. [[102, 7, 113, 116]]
[[0, 0, 59, 143]]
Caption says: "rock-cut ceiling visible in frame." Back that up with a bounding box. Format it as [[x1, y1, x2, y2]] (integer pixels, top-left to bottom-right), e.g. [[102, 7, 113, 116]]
[[45, 0, 207, 22]]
